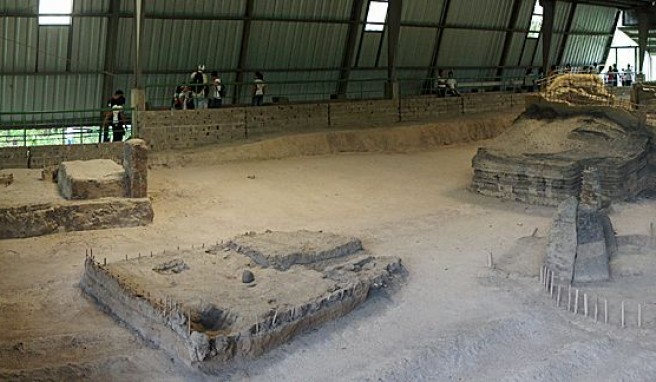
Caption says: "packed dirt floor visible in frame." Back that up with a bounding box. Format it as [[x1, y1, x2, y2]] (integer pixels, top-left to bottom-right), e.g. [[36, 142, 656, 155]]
[[3, 133, 656, 380]]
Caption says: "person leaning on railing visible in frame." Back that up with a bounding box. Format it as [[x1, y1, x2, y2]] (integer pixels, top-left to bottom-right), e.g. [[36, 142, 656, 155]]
[[101, 89, 127, 143], [252, 71, 266, 106]]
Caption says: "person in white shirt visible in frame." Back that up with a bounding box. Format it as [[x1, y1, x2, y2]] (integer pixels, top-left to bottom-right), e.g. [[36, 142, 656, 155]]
[[446, 70, 461, 97], [190, 64, 209, 109], [252, 71, 266, 106], [624, 64, 633, 87], [209, 71, 224, 108]]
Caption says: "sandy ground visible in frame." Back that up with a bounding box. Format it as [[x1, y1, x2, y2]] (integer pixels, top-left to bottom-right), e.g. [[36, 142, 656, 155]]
[[2, 140, 656, 381]]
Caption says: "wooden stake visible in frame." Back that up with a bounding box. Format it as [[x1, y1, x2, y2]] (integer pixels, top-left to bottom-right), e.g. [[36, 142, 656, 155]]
[[104, 257, 106, 266], [574, 289, 579, 315], [487, 252, 493, 268], [595, 297, 598, 322], [556, 286, 562, 307], [638, 303, 643, 328], [568, 285, 572, 312], [550, 272, 555, 297], [584, 294, 588, 317], [621, 301, 625, 328], [604, 299, 608, 324]]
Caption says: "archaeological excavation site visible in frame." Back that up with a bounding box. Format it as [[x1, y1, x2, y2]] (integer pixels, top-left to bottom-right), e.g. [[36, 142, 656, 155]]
[[7, 0, 656, 381]]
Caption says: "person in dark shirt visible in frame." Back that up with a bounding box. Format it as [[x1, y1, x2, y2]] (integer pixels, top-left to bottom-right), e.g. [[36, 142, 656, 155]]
[[102, 90, 127, 142]]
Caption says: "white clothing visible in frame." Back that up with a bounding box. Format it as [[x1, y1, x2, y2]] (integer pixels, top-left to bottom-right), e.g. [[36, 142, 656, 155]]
[[254, 79, 265, 95]]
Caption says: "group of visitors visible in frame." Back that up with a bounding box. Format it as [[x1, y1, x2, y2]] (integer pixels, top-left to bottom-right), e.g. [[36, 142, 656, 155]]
[[433, 69, 461, 97], [171, 65, 267, 110], [604, 64, 633, 87]]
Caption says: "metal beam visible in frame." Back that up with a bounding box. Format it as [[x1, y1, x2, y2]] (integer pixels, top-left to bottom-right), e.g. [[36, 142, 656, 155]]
[[234, 0, 254, 104], [386, 0, 402, 98], [427, 0, 452, 78], [496, 0, 524, 78], [133, 0, 144, 89], [541, 0, 556, 74], [601, 10, 621, 71], [556, 2, 578, 66], [638, 11, 649, 73], [101, 0, 121, 105], [337, 0, 365, 97]]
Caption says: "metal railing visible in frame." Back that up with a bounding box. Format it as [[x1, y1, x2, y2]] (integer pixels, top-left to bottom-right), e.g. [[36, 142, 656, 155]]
[[0, 108, 133, 148], [144, 75, 533, 109]]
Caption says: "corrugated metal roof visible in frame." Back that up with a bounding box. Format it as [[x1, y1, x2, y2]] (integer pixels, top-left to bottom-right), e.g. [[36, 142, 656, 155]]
[[0, 74, 103, 112], [562, 34, 609, 65], [74, 0, 109, 14], [140, 19, 242, 72], [122, 0, 245, 17], [2, 0, 36, 13], [571, 4, 617, 33], [252, 0, 351, 20], [401, 0, 444, 24], [70, 17, 106, 72], [446, 0, 515, 29], [1, 17, 38, 72], [437, 29, 506, 67], [532, 33, 564, 66], [247, 21, 347, 69], [357, 32, 383, 67], [37, 26, 69, 72], [398, 26, 436, 67], [1, 0, 625, 113]]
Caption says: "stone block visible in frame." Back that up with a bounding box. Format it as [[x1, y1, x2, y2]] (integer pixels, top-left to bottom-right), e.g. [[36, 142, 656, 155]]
[[58, 159, 125, 200], [545, 197, 578, 283], [573, 208, 611, 282], [123, 139, 149, 198]]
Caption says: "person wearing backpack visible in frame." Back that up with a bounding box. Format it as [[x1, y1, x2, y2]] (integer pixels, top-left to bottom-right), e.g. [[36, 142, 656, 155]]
[[252, 71, 266, 106], [209, 71, 224, 108], [190, 64, 209, 109], [101, 89, 127, 142]]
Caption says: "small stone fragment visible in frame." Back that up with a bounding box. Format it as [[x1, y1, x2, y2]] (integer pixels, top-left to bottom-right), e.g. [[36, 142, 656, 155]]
[[242, 270, 255, 284]]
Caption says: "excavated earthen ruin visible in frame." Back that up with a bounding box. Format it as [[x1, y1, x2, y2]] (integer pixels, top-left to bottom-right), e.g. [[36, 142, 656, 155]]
[[80, 230, 405, 372], [470, 102, 655, 206]]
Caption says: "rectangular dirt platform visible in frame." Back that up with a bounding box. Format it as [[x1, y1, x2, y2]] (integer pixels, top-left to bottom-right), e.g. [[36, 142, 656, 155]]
[[80, 230, 405, 373]]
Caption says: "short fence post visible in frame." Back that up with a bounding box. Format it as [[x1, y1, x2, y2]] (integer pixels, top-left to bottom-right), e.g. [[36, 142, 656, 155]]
[[638, 303, 643, 328], [556, 285, 562, 307], [574, 289, 579, 315], [621, 301, 625, 328], [604, 299, 608, 324]]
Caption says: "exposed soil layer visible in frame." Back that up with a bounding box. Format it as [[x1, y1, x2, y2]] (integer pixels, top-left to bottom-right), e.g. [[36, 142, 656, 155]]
[[80, 231, 404, 372]]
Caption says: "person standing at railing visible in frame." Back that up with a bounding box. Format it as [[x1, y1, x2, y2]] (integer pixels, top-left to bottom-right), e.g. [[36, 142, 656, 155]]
[[209, 71, 224, 108], [101, 89, 126, 143], [623, 65, 633, 87], [433, 69, 447, 98], [252, 71, 266, 106], [191, 64, 209, 109], [446, 71, 461, 97]]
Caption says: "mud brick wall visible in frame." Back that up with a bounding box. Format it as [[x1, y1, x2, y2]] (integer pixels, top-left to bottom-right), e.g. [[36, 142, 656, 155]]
[[139, 108, 247, 151], [330, 99, 399, 127], [29, 143, 124, 169], [0, 146, 28, 169], [246, 103, 329, 138], [0, 93, 527, 168], [400, 97, 463, 121]]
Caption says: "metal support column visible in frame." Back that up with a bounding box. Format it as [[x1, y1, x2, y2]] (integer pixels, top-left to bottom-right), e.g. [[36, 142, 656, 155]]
[[496, 0, 523, 79], [556, 2, 578, 66], [131, 0, 145, 137], [234, 0, 254, 105], [540, 0, 556, 75], [638, 12, 649, 75], [385, 0, 402, 99], [336, 0, 365, 98], [102, 0, 121, 104], [427, 0, 451, 79]]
